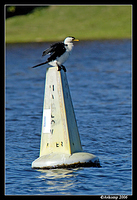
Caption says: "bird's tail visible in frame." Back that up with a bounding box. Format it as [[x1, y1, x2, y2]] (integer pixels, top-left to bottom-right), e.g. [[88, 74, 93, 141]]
[[32, 61, 48, 68]]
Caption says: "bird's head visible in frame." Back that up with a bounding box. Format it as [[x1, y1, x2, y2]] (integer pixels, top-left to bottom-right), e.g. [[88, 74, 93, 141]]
[[64, 36, 79, 44]]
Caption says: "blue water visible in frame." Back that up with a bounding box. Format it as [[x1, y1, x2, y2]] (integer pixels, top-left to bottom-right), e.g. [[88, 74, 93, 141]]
[[5, 40, 132, 195]]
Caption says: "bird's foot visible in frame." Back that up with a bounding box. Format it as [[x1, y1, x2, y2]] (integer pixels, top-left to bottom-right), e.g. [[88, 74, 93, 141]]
[[57, 64, 67, 72], [61, 65, 67, 72], [57, 65, 61, 71]]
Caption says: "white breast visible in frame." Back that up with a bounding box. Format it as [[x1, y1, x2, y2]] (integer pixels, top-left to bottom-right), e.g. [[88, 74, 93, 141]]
[[57, 43, 74, 65], [56, 51, 69, 65]]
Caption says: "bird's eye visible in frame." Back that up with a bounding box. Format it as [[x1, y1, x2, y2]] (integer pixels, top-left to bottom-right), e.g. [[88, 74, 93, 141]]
[[65, 44, 68, 46]]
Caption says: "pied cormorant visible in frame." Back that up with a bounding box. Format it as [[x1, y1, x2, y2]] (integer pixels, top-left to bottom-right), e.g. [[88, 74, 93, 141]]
[[32, 36, 79, 72]]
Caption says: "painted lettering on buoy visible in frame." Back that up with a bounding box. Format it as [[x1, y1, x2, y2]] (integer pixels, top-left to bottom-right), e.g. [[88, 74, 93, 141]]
[[51, 120, 55, 124], [56, 142, 59, 147], [56, 141, 64, 147], [50, 129, 54, 134], [61, 141, 63, 146]]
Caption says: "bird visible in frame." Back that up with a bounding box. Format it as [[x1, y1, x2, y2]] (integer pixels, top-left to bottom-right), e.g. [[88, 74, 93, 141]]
[[32, 36, 79, 72]]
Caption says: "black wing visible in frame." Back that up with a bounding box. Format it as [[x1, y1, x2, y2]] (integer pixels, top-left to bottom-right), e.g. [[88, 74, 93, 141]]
[[42, 46, 53, 56], [42, 42, 66, 62]]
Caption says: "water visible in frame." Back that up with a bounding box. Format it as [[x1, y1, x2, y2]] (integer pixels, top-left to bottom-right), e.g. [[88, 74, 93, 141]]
[[5, 40, 132, 195]]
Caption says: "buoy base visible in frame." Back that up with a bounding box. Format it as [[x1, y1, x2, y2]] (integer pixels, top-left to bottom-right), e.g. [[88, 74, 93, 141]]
[[31, 152, 101, 169]]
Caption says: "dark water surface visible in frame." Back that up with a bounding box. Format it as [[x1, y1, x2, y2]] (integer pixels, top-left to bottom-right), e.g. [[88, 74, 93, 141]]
[[5, 40, 132, 195]]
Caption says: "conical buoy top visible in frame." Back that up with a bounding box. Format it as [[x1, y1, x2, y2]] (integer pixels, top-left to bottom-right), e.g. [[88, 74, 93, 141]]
[[40, 67, 82, 157]]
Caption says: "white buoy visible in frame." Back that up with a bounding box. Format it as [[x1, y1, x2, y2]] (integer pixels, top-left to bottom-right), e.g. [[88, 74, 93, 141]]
[[32, 67, 100, 169]]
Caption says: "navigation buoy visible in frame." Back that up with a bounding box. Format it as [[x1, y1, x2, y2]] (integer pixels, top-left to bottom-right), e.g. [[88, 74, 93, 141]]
[[32, 67, 100, 169]]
